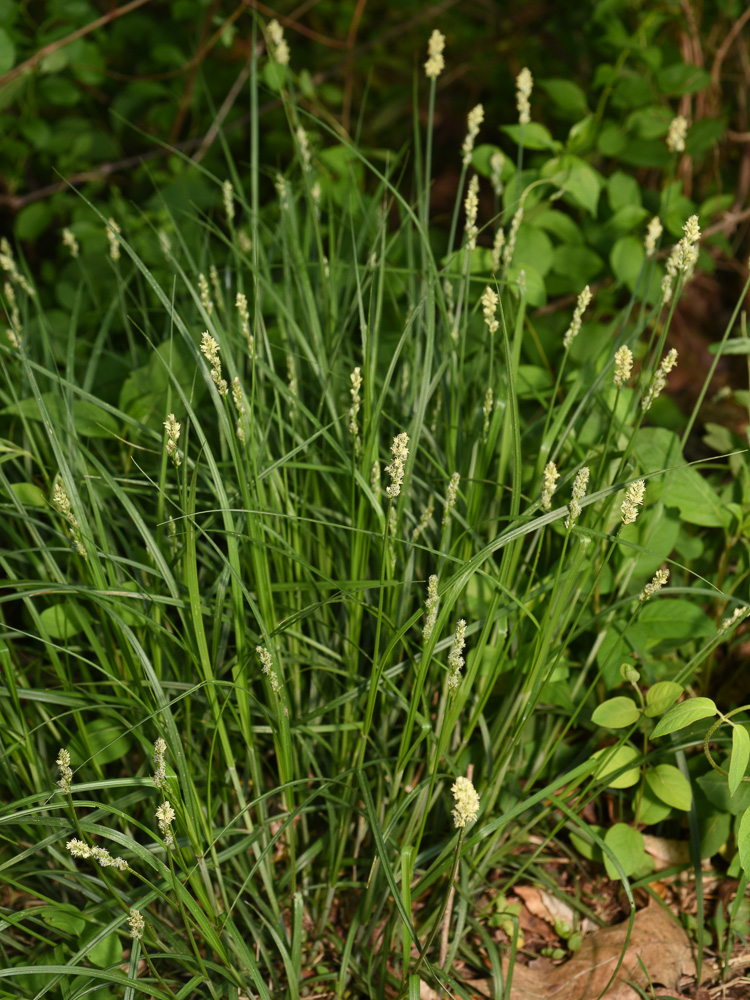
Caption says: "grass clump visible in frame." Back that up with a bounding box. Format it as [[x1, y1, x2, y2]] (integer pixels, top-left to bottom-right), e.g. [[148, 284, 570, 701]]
[[1, 15, 749, 999]]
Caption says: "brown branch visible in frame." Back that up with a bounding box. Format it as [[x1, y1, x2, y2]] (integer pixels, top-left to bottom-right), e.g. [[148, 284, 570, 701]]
[[711, 4, 750, 89], [193, 56, 255, 164], [0, 0, 154, 90]]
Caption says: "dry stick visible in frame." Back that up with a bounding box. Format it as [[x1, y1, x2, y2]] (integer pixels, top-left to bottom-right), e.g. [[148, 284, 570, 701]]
[[0, 0, 154, 88], [193, 56, 255, 164], [711, 3, 750, 89]]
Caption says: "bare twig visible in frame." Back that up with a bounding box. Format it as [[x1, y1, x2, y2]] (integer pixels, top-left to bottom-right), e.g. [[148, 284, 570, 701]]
[[193, 56, 254, 164], [711, 4, 750, 89]]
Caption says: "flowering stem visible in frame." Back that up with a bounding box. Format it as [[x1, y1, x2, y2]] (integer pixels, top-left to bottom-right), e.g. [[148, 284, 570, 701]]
[[411, 828, 464, 978]]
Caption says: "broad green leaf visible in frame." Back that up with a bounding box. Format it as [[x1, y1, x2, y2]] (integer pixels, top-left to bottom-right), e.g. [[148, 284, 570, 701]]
[[71, 717, 131, 766], [605, 205, 649, 235], [698, 808, 730, 859], [625, 106, 672, 140], [500, 122, 559, 151], [567, 114, 596, 154], [729, 725, 750, 797], [697, 768, 750, 816], [505, 264, 546, 307], [634, 783, 672, 826], [570, 823, 605, 862], [610, 236, 644, 290], [15, 202, 52, 241], [512, 225, 554, 276], [40, 603, 88, 640], [85, 930, 123, 969], [0, 27, 14, 74], [43, 905, 86, 936], [604, 823, 647, 880], [651, 697, 717, 738], [645, 764, 692, 810], [737, 805, 750, 876], [529, 209, 583, 244], [9, 482, 46, 507], [1, 393, 118, 439], [541, 155, 603, 216], [686, 119, 726, 156], [644, 681, 683, 718], [707, 337, 750, 355], [538, 78, 589, 118], [591, 744, 640, 788], [591, 696, 640, 729], [551, 244, 604, 284], [634, 427, 731, 528], [630, 600, 715, 652], [657, 63, 711, 96]]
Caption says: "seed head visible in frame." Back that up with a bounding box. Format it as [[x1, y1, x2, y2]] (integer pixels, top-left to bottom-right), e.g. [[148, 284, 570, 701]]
[[424, 29, 446, 79], [642, 348, 677, 412], [222, 180, 235, 223], [127, 909, 145, 940], [62, 228, 79, 259], [621, 479, 645, 525], [447, 618, 467, 692], [540, 461, 560, 512], [640, 568, 669, 602], [481, 286, 499, 335], [385, 432, 409, 499], [56, 748, 73, 793], [349, 366, 362, 447], [296, 126, 311, 171], [451, 776, 480, 828], [502, 207, 523, 269], [666, 115, 688, 154], [200, 332, 228, 396], [156, 801, 175, 848], [464, 174, 479, 250], [565, 467, 590, 529], [423, 574, 439, 642], [443, 472, 460, 525], [164, 413, 181, 468], [153, 737, 167, 790], [643, 217, 662, 259], [462, 104, 484, 166], [106, 218, 121, 261], [257, 645, 281, 694], [198, 273, 214, 316], [720, 606, 750, 633], [267, 19, 290, 66], [516, 67, 533, 126], [491, 228, 505, 272], [613, 345, 633, 387], [563, 285, 592, 349]]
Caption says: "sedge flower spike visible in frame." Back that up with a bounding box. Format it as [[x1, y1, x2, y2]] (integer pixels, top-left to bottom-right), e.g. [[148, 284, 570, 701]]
[[62, 228, 79, 258], [565, 467, 590, 529], [613, 345, 633, 387], [644, 217, 662, 259], [267, 19, 290, 66], [491, 228, 505, 272], [481, 285, 498, 334], [464, 174, 479, 250], [451, 776, 480, 828], [153, 738, 167, 789], [385, 433, 409, 499], [640, 568, 669, 602], [490, 150, 504, 197], [348, 366, 362, 448], [156, 801, 175, 848], [128, 910, 145, 940], [642, 348, 677, 412], [257, 645, 281, 694], [462, 104, 484, 166], [502, 207, 523, 269], [666, 114, 688, 154], [443, 472, 460, 525], [222, 180, 235, 223], [424, 29, 446, 79], [516, 67, 533, 125], [200, 332, 228, 396], [447, 619, 467, 692], [720, 606, 750, 633], [66, 839, 128, 871], [56, 748, 73, 793], [621, 479, 645, 524], [563, 285, 592, 349], [106, 218, 121, 261], [540, 461, 560, 512], [423, 575, 439, 642], [164, 414, 181, 468]]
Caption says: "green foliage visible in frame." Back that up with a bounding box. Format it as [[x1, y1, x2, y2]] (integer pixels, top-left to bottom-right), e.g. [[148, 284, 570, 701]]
[[1, 3, 749, 995]]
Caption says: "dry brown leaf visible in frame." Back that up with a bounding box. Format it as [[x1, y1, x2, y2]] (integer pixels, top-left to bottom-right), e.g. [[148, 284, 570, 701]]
[[470, 902, 695, 999], [515, 885, 577, 930], [642, 834, 691, 871]]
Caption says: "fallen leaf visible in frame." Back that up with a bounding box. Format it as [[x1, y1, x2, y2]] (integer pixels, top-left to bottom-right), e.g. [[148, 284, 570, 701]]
[[515, 885, 577, 931], [470, 902, 695, 999], [642, 834, 691, 871]]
